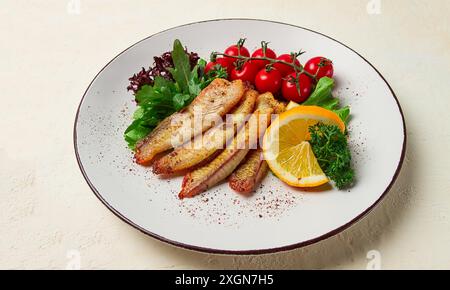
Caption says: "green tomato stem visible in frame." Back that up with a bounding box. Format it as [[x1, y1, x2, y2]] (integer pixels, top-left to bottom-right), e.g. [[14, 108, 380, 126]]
[[213, 52, 316, 79]]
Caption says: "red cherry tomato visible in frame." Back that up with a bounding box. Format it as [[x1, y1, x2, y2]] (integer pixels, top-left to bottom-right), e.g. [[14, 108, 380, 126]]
[[273, 54, 301, 76], [281, 73, 313, 103], [216, 58, 233, 74], [230, 62, 259, 84], [204, 62, 216, 74], [224, 44, 250, 65], [204, 58, 232, 75], [255, 69, 282, 94], [304, 56, 334, 81], [251, 47, 277, 69]]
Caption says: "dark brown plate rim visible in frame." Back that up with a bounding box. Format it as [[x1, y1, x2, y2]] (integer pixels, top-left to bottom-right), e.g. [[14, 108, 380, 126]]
[[73, 18, 407, 255]]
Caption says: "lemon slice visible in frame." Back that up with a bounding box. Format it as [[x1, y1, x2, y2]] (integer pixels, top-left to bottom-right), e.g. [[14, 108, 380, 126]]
[[263, 105, 345, 187]]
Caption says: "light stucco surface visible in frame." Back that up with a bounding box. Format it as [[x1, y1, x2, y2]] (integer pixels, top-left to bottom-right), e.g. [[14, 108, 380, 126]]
[[1, 0, 449, 269]]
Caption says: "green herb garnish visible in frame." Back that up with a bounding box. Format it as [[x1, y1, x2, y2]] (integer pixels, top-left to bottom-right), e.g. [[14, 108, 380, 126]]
[[309, 123, 354, 189], [303, 77, 350, 124], [124, 39, 223, 150]]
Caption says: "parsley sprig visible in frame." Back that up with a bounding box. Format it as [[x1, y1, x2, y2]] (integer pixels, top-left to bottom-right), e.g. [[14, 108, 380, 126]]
[[309, 123, 354, 189]]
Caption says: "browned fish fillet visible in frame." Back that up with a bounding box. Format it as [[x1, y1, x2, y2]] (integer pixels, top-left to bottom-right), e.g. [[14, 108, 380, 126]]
[[134, 79, 245, 164], [228, 98, 286, 195], [228, 148, 268, 195], [153, 90, 258, 174], [178, 93, 277, 199]]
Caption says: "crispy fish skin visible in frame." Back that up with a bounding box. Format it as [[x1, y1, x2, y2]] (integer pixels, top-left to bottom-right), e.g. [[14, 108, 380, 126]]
[[134, 79, 245, 165], [178, 93, 277, 199], [228, 148, 268, 195], [229, 97, 286, 195], [153, 89, 258, 174]]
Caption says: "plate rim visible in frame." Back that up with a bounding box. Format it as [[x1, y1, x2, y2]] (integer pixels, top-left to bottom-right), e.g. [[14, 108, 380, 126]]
[[73, 18, 407, 255]]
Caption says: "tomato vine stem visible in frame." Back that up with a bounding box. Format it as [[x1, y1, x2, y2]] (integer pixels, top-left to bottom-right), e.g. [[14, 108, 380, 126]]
[[212, 52, 316, 79]]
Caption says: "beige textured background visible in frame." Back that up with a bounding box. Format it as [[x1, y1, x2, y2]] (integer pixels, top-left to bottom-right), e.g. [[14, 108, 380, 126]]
[[1, 0, 449, 269]]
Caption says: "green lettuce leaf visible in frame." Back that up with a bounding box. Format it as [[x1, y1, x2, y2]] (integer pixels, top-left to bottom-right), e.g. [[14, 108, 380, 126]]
[[124, 39, 224, 150], [173, 93, 193, 111], [169, 39, 192, 93], [302, 77, 351, 124], [303, 77, 335, 106]]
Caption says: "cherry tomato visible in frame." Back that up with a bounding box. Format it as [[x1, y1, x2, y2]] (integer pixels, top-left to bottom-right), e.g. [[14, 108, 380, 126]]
[[216, 58, 233, 74], [255, 69, 282, 94], [281, 73, 313, 103], [304, 56, 334, 81], [204, 58, 232, 75], [224, 43, 250, 65], [273, 54, 301, 76], [204, 62, 216, 74], [251, 47, 277, 69], [230, 62, 259, 84]]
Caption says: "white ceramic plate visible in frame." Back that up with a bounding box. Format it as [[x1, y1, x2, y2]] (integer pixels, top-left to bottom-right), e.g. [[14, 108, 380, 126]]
[[74, 19, 406, 254]]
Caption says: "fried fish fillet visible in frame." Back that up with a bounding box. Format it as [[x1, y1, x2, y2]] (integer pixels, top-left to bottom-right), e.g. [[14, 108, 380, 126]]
[[134, 79, 245, 165], [153, 89, 258, 174], [228, 148, 268, 195], [178, 93, 278, 199], [229, 99, 286, 195]]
